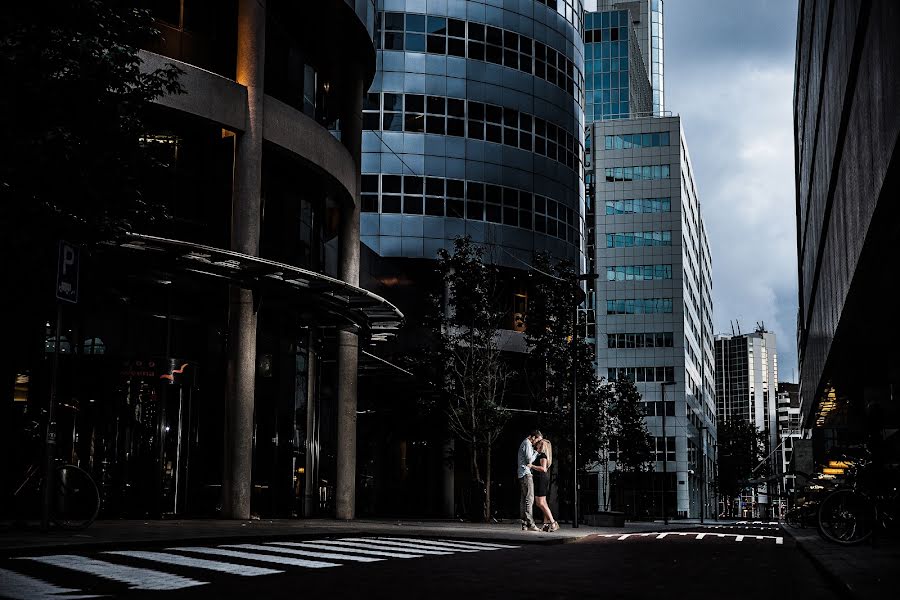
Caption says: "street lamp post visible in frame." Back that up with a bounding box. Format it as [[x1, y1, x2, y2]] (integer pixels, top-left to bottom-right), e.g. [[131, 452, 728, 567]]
[[660, 380, 677, 525], [698, 422, 707, 524], [572, 270, 599, 529]]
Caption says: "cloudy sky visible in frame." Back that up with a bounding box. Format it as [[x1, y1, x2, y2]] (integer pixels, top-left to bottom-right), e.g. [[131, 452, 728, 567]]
[[663, 0, 800, 382]]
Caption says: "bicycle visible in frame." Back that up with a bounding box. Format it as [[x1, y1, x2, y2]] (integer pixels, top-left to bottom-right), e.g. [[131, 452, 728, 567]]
[[10, 421, 100, 530], [817, 451, 899, 545]]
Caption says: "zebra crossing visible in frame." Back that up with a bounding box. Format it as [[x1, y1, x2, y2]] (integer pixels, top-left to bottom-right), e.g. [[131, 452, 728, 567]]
[[594, 531, 784, 545], [0, 536, 520, 599]]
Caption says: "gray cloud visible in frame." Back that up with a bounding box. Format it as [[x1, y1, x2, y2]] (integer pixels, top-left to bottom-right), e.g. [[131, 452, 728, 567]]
[[664, 0, 800, 381]]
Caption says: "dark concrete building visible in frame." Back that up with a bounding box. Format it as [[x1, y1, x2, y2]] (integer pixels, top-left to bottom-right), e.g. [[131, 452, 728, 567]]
[[794, 0, 900, 465], [4, 0, 402, 522]]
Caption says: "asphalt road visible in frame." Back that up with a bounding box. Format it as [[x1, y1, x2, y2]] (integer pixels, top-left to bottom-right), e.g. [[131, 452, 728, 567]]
[[0, 524, 837, 599]]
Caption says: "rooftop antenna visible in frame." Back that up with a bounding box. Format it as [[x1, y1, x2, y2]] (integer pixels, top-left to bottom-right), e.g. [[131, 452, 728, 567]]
[[730, 320, 735, 336], [736, 319, 741, 335]]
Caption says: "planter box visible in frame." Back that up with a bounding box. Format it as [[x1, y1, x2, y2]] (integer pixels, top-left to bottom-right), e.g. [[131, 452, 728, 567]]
[[584, 511, 626, 527]]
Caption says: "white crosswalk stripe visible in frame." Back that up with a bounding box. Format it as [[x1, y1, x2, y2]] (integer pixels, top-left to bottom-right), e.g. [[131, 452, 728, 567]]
[[268, 541, 424, 559], [103, 550, 283, 576], [436, 539, 520, 549], [339, 538, 480, 553], [17, 555, 207, 591], [1, 536, 520, 598], [380, 538, 518, 551], [169, 547, 340, 569], [221, 544, 384, 563], [323, 539, 453, 555], [0, 567, 99, 600]]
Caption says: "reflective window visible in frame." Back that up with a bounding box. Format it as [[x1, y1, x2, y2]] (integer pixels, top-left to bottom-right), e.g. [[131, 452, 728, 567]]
[[606, 230, 672, 247], [607, 332, 675, 349], [604, 164, 671, 182], [604, 131, 671, 149], [360, 174, 575, 243], [605, 298, 674, 315], [375, 12, 584, 106], [362, 93, 581, 174], [605, 197, 672, 215], [606, 264, 673, 282]]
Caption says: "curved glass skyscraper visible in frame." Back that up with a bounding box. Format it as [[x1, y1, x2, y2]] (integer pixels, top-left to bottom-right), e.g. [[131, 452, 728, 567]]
[[361, 0, 586, 267]]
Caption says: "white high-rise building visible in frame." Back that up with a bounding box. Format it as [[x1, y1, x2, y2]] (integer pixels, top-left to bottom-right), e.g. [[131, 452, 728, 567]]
[[584, 0, 715, 521], [586, 115, 716, 520], [714, 327, 780, 518]]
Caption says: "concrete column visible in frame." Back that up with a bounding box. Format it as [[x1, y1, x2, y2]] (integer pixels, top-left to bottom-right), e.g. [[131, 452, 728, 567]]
[[335, 71, 364, 520], [223, 0, 265, 520]]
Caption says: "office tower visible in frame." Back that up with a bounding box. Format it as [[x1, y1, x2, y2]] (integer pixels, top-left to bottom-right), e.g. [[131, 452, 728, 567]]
[[714, 328, 779, 518], [776, 382, 801, 513], [584, 0, 664, 118], [588, 115, 716, 520], [794, 0, 900, 468], [358, 0, 586, 516], [3, 1, 402, 520], [583, 0, 714, 520]]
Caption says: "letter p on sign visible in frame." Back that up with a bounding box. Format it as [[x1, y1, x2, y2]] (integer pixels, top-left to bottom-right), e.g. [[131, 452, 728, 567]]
[[56, 241, 80, 303]]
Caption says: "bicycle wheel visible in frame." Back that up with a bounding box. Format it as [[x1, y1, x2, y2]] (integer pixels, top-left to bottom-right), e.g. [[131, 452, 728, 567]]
[[818, 489, 875, 545], [53, 464, 100, 530]]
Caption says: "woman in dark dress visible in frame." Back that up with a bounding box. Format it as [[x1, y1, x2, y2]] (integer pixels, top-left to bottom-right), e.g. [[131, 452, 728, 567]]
[[530, 439, 558, 532]]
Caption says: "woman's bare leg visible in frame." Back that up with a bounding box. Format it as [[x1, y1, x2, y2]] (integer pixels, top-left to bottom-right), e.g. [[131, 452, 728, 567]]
[[535, 496, 552, 523]]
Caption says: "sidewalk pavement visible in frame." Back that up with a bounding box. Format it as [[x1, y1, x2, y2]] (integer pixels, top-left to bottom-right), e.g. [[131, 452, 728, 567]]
[[783, 526, 900, 598], [0, 518, 705, 554]]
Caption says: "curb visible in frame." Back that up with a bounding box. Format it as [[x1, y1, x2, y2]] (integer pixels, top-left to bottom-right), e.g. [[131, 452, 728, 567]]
[[781, 526, 854, 599]]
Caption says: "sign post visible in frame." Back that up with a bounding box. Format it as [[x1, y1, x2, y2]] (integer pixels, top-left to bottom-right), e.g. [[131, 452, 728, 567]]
[[42, 241, 80, 532]]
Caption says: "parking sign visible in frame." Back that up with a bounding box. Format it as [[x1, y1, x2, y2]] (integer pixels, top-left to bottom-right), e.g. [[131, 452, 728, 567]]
[[56, 241, 80, 303]]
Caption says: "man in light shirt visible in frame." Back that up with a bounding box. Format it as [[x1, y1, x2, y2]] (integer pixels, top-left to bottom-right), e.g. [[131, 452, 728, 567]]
[[517, 429, 542, 531]]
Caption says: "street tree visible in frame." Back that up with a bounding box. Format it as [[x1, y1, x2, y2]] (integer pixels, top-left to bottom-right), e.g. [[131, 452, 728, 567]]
[[524, 253, 607, 517], [0, 0, 182, 469], [603, 377, 654, 513], [716, 418, 768, 517], [426, 236, 511, 522], [608, 378, 654, 474]]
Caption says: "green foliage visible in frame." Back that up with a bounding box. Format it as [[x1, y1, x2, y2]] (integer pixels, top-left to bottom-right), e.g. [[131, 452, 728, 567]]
[[0, 0, 184, 246], [607, 378, 653, 473], [716, 418, 768, 502], [426, 236, 512, 522], [524, 253, 607, 513]]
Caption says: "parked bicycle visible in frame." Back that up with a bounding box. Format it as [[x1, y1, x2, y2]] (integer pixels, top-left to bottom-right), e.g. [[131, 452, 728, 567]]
[[817, 450, 900, 545], [786, 499, 820, 529], [10, 420, 100, 530]]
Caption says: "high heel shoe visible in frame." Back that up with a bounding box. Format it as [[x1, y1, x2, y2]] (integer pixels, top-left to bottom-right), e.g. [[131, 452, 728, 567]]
[[541, 523, 550, 532], [548, 521, 559, 532]]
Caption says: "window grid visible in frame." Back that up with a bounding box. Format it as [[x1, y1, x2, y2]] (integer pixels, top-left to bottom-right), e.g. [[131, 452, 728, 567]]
[[604, 164, 671, 182], [607, 366, 676, 384], [607, 332, 675, 349], [584, 10, 631, 121], [360, 174, 576, 243], [606, 230, 673, 247], [605, 132, 671, 149], [376, 12, 584, 107], [363, 93, 581, 174], [605, 298, 674, 315], [606, 264, 673, 281], [604, 198, 672, 215]]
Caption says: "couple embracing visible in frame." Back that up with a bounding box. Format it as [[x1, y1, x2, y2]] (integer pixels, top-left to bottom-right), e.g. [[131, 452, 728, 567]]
[[517, 429, 559, 532]]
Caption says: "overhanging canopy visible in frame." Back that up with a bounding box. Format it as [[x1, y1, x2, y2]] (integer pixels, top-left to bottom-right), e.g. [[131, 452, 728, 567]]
[[105, 233, 404, 338]]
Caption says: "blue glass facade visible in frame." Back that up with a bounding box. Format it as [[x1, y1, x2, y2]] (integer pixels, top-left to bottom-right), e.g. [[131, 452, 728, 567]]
[[584, 9, 631, 121], [361, 0, 586, 266]]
